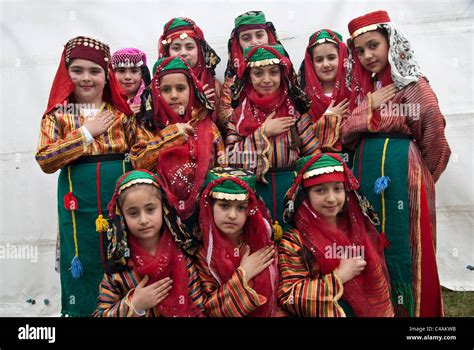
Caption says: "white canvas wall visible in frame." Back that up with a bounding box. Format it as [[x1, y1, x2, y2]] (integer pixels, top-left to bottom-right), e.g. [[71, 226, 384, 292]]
[[0, 0, 472, 316]]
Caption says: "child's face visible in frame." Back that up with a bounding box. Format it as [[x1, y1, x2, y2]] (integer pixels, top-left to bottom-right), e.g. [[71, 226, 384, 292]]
[[238, 29, 269, 50], [307, 182, 345, 222], [160, 73, 190, 115], [169, 37, 198, 68], [68, 58, 106, 104], [213, 199, 248, 239], [114, 67, 142, 98], [312, 43, 339, 85], [249, 64, 281, 95], [121, 186, 163, 244], [353, 31, 389, 74]]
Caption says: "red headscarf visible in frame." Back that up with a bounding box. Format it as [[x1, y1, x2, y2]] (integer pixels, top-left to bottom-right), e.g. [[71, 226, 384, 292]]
[[158, 18, 218, 91], [225, 23, 279, 79], [232, 45, 299, 137], [287, 153, 393, 317], [128, 232, 202, 317], [199, 176, 278, 317], [108, 169, 202, 317], [301, 29, 350, 122], [152, 56, 215, 220], [44, 36, 132, 116]]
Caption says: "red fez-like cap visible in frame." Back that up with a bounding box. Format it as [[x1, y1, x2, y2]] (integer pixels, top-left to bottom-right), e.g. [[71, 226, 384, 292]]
[[348, 10, 391, 39]]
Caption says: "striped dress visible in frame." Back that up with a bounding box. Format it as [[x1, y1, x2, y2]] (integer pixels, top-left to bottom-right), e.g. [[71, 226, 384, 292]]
[[36, 103, 141, 316], [93, 256, 205, 317], [226, 107, 340, 231], [225, 107, 340, 182], [278, 228, 345, 317], [194, 243, 270, 317], [341, 77, 450, 317]]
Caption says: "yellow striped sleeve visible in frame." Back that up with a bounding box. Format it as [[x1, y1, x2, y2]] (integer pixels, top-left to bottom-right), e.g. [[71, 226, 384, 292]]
[[195, 248, 266, 317], [277, 228, 345, 317], [35, 113, 87, 174], [130, 123, 186, 171]]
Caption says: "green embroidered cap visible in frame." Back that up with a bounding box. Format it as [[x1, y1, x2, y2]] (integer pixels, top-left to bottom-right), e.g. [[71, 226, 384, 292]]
[[116, 170, 161, 195], [153, 56, 189, 76], [244, 44, 286, 68], [309, 29, 343, 47], [296, 154, 345, 187], [234, 11, 267, 29], [166, 18, 193, 31], [206, 167, 256, 201]]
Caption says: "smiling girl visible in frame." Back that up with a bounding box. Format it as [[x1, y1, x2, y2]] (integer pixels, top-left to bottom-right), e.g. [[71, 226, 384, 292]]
[[94, 170, 204, 317], [111, 48, 151, 115], [158, 17, 221, 116], [218, 11, 284, 133], [226, 44, 337, 233], [299, 29, 350, 124], [278, 153, 393, 317], [36, 36, 136, 316]]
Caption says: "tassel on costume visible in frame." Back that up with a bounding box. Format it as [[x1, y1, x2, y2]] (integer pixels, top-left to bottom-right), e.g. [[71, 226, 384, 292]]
[[63, 192, 78, 211], [374, 176, 390, 194], [272, 221, 283, 241], [95, 214, 109, 233], [378, 231, 391, 250], [70, 255, 84, 278]]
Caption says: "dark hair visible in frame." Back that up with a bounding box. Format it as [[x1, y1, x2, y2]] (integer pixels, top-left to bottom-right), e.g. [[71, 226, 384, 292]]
[[376, 27, 389, 43]]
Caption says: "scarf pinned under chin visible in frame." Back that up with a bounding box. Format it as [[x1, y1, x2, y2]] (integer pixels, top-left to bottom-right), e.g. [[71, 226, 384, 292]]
[[234, 84, 296, 137], [199, 176, 278, 317], [128, 230, 202, 317]]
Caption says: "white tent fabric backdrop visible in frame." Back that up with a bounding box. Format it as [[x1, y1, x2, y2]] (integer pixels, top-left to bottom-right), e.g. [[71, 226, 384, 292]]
[[0, 0, 472, 316]]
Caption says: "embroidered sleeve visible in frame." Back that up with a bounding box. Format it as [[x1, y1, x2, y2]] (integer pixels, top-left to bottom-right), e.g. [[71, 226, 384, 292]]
[[35, 112, 87, 174], [130, 123, 187, 171]]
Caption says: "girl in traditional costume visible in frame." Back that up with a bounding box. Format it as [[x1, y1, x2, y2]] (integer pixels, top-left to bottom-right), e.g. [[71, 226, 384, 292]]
[[195, 167, 278, 317], [36, 36, 135, 316], [278, 153, 394, 317], [341, 10, 450, 316], [298, 29, 350, 157], [218, 11, 283, 133], [130, 56, 224, 227], [226, 44, 338, 234], [111, 48, 151, 115], [158, 17, 221, 116], [94, 170, 204, 317]]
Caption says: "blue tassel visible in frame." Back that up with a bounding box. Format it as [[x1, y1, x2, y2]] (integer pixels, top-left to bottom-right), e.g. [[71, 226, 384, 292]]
[[374, 176, 390, 194], [70, 255, 84, 278]]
